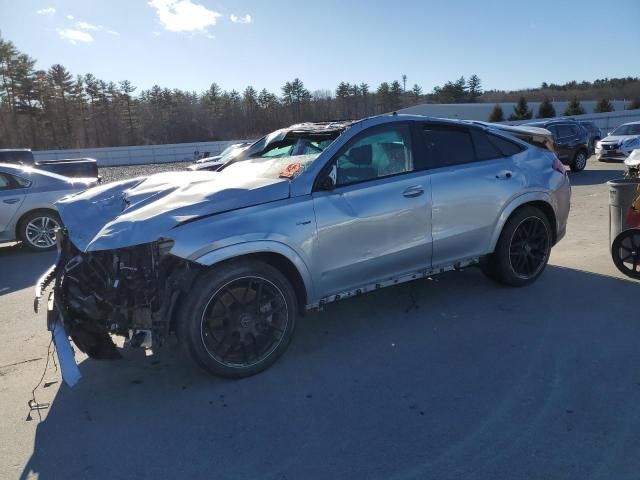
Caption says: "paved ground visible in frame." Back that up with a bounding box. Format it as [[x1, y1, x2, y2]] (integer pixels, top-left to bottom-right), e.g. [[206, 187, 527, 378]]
[[1, 158, 639, 480]]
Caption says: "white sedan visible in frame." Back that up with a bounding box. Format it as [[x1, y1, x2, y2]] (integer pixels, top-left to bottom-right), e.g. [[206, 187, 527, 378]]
[[596, 121, 640, 161], [0, 164, 97, 250]]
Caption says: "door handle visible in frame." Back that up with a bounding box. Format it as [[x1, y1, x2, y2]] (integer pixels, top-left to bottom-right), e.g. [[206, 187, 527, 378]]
[[3, 198, 20, 204], [403, 185, 424, 198], [495, 171, 513, 180]]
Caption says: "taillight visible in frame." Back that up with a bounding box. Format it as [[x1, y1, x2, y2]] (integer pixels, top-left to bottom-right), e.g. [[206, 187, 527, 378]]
[[552, 155, 566, 174]]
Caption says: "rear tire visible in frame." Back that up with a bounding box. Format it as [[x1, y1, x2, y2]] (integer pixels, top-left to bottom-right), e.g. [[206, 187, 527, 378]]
[[178, 259, 298, 378], [481, 206, 552, 287], [570, 149, 588, 172]]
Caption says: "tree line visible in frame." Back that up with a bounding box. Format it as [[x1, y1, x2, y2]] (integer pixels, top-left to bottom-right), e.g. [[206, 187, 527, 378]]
[[1, 33, 639, 149]]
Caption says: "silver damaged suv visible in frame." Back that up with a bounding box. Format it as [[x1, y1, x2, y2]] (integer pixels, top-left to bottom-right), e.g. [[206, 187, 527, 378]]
[[36, 115, 571, 379]]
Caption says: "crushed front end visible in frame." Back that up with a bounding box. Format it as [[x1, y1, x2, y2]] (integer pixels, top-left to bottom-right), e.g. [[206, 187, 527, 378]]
[[36, 232, 198, 360]]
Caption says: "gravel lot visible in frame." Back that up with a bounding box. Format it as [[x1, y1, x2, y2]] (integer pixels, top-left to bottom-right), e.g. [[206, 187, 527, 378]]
[[2, 157, 640, 480], [99, 161, 191, 184]]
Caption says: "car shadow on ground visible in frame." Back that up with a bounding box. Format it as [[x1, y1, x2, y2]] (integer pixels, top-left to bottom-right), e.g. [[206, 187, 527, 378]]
[[19, 265, 640, 480], [568, 168, 624, 186], [0, 244, 57, 296]]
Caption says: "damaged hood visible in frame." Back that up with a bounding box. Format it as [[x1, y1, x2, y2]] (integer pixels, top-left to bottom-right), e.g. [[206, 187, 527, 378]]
[[57, 169, 291, 252]]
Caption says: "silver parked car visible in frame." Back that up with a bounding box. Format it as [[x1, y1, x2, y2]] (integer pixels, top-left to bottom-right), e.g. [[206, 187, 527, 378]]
[[36, 115, 570, 379], [187, 142, 252, 171], [0, 164, 97, 250]]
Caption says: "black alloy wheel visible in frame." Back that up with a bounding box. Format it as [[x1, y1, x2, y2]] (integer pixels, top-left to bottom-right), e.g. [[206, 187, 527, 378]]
[[480, 206, 552, 287], [508, 217, 551, 280], [201, 276, 289, 368], [179, 260, 298, 378]]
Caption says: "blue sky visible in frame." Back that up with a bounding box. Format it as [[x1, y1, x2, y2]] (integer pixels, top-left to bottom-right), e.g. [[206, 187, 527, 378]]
[[1, 0, 638, 95]]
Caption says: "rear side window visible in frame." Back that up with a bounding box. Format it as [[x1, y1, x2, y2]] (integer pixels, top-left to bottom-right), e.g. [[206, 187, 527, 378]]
[[471, 130, 503, 161], [486, 133, 524, 157], [557, 124, 576, 138], [422, 125, 475, 168], [14, 175, 32, 187]]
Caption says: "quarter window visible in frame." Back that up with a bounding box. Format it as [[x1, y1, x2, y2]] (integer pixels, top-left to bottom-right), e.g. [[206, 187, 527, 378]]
[[471, 130, 503, 161], [334, 124, 413, 186], [486, 133, 524, 157]]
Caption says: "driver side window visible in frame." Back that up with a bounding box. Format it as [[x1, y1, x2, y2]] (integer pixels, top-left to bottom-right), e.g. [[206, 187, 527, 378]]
[[335, 124, 413, 186]]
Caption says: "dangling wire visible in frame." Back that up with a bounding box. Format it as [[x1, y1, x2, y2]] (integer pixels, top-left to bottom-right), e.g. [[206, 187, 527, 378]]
[[27, 338, 55, 422]]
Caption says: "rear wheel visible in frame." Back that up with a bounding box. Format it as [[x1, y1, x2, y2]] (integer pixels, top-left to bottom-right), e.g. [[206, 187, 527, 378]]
[[18, 210, 61, 251], [570, 149, 588, 172], [481, 206, 552, 287], [179, 260, 298, 378], [611, 229, 640, 280]]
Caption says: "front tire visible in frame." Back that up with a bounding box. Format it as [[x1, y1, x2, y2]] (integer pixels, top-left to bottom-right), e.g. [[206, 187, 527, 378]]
[[18, 210, 61, 251], [481, 206, 552, 287], [179, 260, 298, 378], [570, 149, 588, 172]]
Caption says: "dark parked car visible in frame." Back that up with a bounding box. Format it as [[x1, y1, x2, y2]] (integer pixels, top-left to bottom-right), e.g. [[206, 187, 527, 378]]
[[0, 149, 99, 180], [525, 120, 590, 172], [579, 121, 602, 152]]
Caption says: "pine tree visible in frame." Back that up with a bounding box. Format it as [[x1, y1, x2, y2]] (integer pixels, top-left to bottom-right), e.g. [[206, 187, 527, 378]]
[[509, 97, 532, 120], [563, 96, 585, 116], [536, 97, 556, 118], [467, 74, 482, 102], [376, 82, 390, 112], [593, 98, 613, 113], [389, 80, 403, 111], [411, 84, 422, 104], [359, 82, 369, 115], [48, 64, 74, 143], [119, 80, 137, 143], [488, 104, 504, 122]]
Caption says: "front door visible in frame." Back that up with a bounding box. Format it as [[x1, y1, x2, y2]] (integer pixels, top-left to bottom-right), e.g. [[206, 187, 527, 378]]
[[311, 123, 432, 298]]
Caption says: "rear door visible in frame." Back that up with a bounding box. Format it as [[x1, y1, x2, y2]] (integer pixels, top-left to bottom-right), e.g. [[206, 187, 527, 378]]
[[311, 123, 432, 297], [0, 172, 26, 237], [424, 124, 527, 267]]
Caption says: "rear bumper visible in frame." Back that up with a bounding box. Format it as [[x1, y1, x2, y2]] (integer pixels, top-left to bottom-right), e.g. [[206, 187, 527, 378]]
[[553, 176, 571, 245]]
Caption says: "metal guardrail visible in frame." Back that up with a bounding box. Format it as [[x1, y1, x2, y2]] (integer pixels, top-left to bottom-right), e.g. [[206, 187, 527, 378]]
[[503, 109, 640, 137], [32, 140, 249, 167]]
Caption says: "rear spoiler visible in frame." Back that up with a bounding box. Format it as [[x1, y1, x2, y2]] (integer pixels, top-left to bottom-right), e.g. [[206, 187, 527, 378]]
[[472, 122, 557, 154]]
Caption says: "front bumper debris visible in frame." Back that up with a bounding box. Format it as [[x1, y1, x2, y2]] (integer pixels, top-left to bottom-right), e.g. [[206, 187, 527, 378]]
[[34, 260, 82, 387]]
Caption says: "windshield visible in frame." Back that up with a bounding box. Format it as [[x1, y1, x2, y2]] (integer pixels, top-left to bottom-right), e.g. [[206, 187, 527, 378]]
[[219, 153, 320, 181], [611, 124, 640, 136], [221, 129, 340, 168]]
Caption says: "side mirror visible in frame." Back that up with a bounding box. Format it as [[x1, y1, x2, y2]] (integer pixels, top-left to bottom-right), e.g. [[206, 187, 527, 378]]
[[319, 165, 337, 191]]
